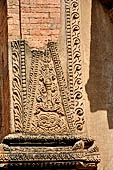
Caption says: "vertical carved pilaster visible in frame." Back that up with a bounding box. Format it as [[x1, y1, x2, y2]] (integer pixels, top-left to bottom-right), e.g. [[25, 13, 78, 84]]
[[9, 40, 27, 133], [65, 0, 85, 132]]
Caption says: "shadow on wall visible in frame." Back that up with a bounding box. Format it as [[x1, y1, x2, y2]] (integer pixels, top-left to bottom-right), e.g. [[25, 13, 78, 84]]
[[85, 0, 113, 129]]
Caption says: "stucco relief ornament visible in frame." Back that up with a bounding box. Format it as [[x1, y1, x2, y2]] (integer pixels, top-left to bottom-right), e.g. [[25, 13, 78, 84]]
[[0, 0, 100, 168], [30, 48, 69, 134]]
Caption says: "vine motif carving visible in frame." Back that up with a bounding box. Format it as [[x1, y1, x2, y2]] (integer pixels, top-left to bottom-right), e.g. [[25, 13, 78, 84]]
[[24, 41, 85, 134], [33, 51, 64, 116], [24, 50, 40, 131], [26, 44, 70, 134], [10, 40, 27, 132], [65, 0, 85, 131], [49, 42, 76, 132], [10, 40, 85, 134]]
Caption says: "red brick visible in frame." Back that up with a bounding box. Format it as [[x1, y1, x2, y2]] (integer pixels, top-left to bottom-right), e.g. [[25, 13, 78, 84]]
[[8, 0, 61, 48], [30, 17, 60, 24], [30, 0, 60, 5], [30, 7, 60, 13], [7, 18, 14, 25], [8, 8, 19, 14], [21, 0, 30, 5], [30, 29, 59, 36], [22, 7, 31, 13], [50, 12, 60, 18], [21, 17, 30, 24], [22, 28, 30, 35]]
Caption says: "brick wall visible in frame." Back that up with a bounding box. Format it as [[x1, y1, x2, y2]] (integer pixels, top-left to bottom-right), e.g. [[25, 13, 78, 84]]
[[7, 0, 61, 48], [0, 0, 10, 142]]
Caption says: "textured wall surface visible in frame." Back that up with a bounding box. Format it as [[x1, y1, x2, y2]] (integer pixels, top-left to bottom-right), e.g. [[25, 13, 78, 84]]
[[7, 0, 60, 48], [4, 0, 113, 169], [0, 0, 10, 142], [80, 0, 113, 169]]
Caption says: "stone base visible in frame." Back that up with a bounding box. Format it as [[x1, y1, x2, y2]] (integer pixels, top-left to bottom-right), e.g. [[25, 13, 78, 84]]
[[0, 134, 100, 169]]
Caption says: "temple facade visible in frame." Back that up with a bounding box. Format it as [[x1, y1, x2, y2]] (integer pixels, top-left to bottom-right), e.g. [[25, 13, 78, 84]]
[[0, 0, 113, 169]]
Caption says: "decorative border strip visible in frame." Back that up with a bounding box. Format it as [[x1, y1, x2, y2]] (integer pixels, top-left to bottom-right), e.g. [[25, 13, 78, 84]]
[[65, 0, 85, 131], [20, 40, 27, 114], [6, 162, 97, 168], [48, 42, 76, 133], [11, 41, 23, 132], [0, 152, 100, 163], [24, 50, 39, 131], [23, 49, 36, 128], [10, 40, 27, 132], [65, 0, 75, 113]]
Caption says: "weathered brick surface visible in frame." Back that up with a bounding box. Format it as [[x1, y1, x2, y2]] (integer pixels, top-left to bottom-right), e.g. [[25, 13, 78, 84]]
[[0, 0, 10, 142], [7, 0, 20, 41], [7, 0, 60, 48]]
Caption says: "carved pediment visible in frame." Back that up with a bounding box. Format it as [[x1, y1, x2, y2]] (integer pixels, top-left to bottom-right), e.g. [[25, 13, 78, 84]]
[[24, 42, 70, 134], [9, 41, 85, 135]]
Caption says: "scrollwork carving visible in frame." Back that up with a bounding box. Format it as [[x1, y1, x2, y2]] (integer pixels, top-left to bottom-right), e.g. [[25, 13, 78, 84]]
[[10, 41, 26, 132], [65, 0, 85, 132], [24, 44, 70, 134]]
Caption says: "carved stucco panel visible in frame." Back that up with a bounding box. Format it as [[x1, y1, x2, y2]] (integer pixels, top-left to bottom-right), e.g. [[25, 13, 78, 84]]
[[9, 0, 86, 134]]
